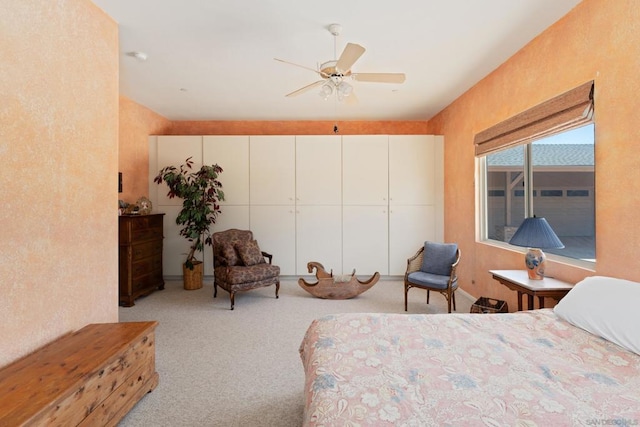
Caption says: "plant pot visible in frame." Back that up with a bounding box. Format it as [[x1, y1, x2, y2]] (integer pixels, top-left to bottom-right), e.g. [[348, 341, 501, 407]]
[[183, 261, 203, 290]]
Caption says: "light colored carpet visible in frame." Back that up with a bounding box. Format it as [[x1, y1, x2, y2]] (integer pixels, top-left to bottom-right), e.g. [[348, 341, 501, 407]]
[[117, 278, 474, 427]]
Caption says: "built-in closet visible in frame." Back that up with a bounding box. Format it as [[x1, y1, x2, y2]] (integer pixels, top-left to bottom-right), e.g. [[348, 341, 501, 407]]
[[148, 134, 444, 277]]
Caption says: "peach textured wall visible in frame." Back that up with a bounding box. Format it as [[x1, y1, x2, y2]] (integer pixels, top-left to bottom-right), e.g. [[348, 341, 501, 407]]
[[168, 120, 428, 135], [0, 0, 119, 367], [428, 0, 640, 310], [119, 96, 171, 203]]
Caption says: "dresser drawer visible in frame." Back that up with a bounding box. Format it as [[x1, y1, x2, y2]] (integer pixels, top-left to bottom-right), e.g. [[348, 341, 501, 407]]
[[131, 241, 163, 261], [132, 225, 163, 242], [131, 255, 163, 279], [132, 270, 164, 293], [120, 214, 164, 242]]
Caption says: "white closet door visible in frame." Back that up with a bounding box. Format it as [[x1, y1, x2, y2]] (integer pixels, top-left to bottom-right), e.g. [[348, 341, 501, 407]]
[[296, 135, 342, 205], [296, 205, 342, 275], [388, 135, 444, 275], [250, 205, 296, 275], [250, 136, 295, 205], [389, 135, 437, 205], [343, 206, 388, 275], [388, 205, 437, 275], [342, 135, 389, 206], [212, 205, 250, 233], [155, 136, 203, 206], [203, 136, 249, 205], [159, 205, 191, 277]]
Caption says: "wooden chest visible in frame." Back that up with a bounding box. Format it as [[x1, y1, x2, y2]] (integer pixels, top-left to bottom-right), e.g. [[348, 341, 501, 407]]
[[0, 321, 159, 426], [119, 213, 165, 306]]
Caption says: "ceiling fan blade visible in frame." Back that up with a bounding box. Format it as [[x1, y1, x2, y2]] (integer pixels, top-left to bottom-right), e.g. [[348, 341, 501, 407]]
[[352, 73, 406, 83], [274, 58, 328, 77], [285, 80, 325, 97], [335, 43, 365, 72]]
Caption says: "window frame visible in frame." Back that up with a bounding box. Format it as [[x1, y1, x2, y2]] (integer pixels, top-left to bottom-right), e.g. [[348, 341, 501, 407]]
[[475, 82, 595, 267]]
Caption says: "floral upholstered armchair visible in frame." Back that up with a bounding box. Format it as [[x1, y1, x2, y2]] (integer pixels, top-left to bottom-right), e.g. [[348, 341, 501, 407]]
[[212, 229, 280, 310]]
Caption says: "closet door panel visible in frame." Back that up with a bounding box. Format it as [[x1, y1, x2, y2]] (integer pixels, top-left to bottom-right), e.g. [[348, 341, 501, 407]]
[[296, 136, 342, 205], [155, 205, 190, 277], [250, 136, 295, 205], [250, 205, 296, 275], [388, 205, 437, 275], [389, 135, 437, 205], [203, 136, 249, 205], [342, 206, 388, 275], [342, 135, 388, 206], [156, 136, 203, 206], [296, 205, 342, 275], [213, 205, 250, 233]]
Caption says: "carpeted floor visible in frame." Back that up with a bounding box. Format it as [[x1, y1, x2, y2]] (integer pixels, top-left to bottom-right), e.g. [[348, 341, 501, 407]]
[[117, 278, 473, 427]]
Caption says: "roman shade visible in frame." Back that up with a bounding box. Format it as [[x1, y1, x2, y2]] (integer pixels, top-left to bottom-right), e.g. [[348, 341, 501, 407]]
[[474, 81, 594, 156]]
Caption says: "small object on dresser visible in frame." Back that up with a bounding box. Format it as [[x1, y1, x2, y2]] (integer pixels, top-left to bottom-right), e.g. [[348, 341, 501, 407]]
[[136, 196, 153, 215], [470, 297, 508, 314]]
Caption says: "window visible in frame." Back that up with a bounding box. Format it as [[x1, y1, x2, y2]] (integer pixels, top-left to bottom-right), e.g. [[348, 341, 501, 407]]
[[476, 82, 595, 263], [567, 190, 589, 197]]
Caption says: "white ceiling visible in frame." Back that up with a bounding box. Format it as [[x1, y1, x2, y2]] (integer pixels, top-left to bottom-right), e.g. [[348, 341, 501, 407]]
[[92, 0, 581, 121]]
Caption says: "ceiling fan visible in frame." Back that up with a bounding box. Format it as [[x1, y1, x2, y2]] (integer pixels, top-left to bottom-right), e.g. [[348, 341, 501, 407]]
[[274, 24, 406, 103]]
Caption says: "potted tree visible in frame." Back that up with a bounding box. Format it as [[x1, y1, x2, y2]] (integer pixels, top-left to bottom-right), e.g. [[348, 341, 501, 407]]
[[154, 157, 224, 290]]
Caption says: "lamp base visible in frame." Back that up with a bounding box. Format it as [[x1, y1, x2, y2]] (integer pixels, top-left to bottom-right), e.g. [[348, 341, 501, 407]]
[[524, 248, 546, 280]]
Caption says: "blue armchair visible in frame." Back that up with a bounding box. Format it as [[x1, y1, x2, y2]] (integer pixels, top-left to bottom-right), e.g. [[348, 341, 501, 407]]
[[404, 241, 461, 313]]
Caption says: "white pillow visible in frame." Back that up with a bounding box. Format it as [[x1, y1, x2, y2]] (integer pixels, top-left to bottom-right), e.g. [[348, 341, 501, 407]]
[[554, 276, 640, 355]]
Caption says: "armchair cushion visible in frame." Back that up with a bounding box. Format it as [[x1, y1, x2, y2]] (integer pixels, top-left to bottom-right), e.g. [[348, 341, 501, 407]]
[[218, 263, 280, 286], [236, 240, 264, 266], [221, 243, 240, 266], [407, 271, 457, 289], [420, 241, 458, 276]]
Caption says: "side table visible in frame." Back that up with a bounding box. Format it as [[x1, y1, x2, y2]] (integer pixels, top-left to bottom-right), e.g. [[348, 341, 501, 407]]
[[489, 270, 573, 311]]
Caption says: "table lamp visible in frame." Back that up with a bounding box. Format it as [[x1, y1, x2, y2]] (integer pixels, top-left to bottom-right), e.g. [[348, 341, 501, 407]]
[[509, 216, 564, 280]]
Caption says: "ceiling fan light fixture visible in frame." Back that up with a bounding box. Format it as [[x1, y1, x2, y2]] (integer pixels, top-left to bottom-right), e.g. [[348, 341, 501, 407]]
[[319, 83, 333, 100], [338, 81, 353, 96]]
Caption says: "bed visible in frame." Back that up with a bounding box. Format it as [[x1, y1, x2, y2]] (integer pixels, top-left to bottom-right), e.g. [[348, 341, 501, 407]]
[[299, 276, 640, 425]]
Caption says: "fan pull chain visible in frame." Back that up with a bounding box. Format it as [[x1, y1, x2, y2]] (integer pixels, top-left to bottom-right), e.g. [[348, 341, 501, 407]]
[[333, 94, 339, 134]]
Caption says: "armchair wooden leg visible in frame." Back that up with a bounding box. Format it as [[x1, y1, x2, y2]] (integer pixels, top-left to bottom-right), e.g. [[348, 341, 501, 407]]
[[404, 284, 408, 311], [452, 292, 457, 311], [213, 282, 217, 298], [275, 281, 280, 299], [230, 292, 235, 310], [426, 290, 430, 304]]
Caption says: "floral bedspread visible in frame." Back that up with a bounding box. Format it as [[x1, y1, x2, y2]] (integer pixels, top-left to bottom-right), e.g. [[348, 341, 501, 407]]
[[299, 310, 640, 426]]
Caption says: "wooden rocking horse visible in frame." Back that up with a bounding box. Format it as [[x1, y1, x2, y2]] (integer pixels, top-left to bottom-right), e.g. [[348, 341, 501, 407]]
[[298, 261, 380, 299]]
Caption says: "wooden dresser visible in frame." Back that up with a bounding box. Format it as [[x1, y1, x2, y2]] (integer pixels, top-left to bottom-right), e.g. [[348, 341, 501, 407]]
[[0, 321, 159, 426], [119, 213, 165, 306]]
